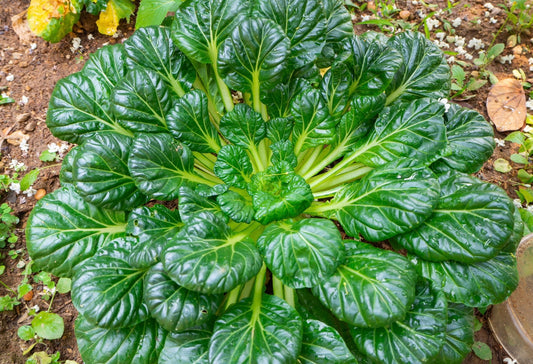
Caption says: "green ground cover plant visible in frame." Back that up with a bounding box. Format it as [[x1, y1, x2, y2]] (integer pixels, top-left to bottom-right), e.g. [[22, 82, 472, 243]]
[[26, 0, 522, 363]]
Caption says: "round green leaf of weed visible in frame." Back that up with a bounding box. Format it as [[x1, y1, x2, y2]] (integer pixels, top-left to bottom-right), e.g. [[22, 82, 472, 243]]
[[144, 263, 222, 332], [112, 67, 173, 133], [47, 72, 121, 144], [159, 329, 211, 364], [414, 251, 519, 307], [335, 162, 439, 241], [172, 0, 250, 64], [219, 104, 266, 149], [124, 26, 195, 96], [312, 240, 417, 328], [73, 132, 147, 210], [298, 319, 357, 364], [394, 173, 514, 263], [351, 280, 447, 364], [26, 186, 127, 277], [17, 325, 35, 341], [432, 104, 495, 174], [56, 277, 71, 294], [435, 304, 474, 364], [162, 214, 263, 294], [257, 218, 344, 288], [72, 238, 150, 328], [213, 145, 253, 189], [82, 44, 127, 89], [129, 133, 196, 200], [167, 90, 221, 153], [32, 312, 64, 340], [209, 295, 303, 363], [472, 341, 492, 360], [386, 31, 451, 104], [353, 98, 447, 167], [218, 18, 290, 92], [248, 164, 313, 225], [76, 315, 161, 364]]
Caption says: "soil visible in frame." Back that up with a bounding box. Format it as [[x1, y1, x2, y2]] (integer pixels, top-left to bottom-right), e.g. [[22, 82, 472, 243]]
[[0, 0, 530, 363]]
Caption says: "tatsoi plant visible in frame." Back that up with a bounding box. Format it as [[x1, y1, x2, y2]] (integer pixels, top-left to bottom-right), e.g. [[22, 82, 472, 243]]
[[26, 0, 521, 363]]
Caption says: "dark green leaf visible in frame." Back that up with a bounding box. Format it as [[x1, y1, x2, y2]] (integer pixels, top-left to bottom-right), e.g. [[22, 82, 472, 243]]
[[73, 132, 148, 210], [502, 206, 524, 253], [162, 212, 263, 294], [291, 89, 337, 154], [178, 187, 226, 223], [394, 173, 515, 263], [435, 304, 474, 364], [432, 103, 495, 174], [125, 26, 195, 96], [414, 251, 519, 307], [144, 263, 222, 332], [129, 133, 197, 200], [253, 0, 326, 71], [76, 316, 161, 364], [72, 237, 150, 328], [262, 78, 310, 118], [47, 72, 127, 144], [270, 140, 297, 168], [351, 280, 447, 364], [257, 218, 344, 288], [167, 90, 221, 153], [353, 98, 447, 167], [336, 162, 439, 241], [299, 319, 356, 364], [312, 240, 417, 327], [219, 104, 266, 149], [386, 31, 451, 104], [248, 163, 313, 224], [218, 18, 290, 92], [26, 186, 127, 277], [216, 190, 254, 223], [172, 0, 250, 64], [59, 146, 78, 185], [112, 67, 173, 133], [213, 145, 253, 189], [126, 205, 184, 267], [209, 295, 303, 363], [342, 35, 402, 96], [332, 94, 386, 152], [266, 117, 294, 142], [159, 329, 211, 364], [32, 312, 64, 340], [82, 44, 127, 89]]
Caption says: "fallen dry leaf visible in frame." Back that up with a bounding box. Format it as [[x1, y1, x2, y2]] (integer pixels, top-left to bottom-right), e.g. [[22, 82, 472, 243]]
[[5, 130, 28, 146], [11, 10, 35, 44], [486, 78, 527, 132]]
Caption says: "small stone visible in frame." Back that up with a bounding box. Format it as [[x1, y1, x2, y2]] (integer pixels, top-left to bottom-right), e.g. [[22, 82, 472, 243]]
[[24, 120, 36, 132], [367, 1, 376, 11], [19, 61, 28, 68], [35, 189, 46, 200], [512, 45, 523, 55], [25, 85, 31, 91], [16, 113, 30, 123], [399, 10, 411, 20], [11, 52, 22, 60]]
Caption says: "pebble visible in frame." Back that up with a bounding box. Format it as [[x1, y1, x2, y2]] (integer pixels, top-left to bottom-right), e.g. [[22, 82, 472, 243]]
[[25, 86, 31, 91], [12, 52, 22, 60], [399, 10, 411, 20], [16, 113, 31, 124], [512, 45, 523, 55], [24, 120, 36, 132], [35, 189, 46, 200]]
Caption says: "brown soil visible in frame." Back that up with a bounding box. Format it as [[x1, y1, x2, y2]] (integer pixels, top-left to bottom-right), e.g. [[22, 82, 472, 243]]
[[0, 0, 530, 363]]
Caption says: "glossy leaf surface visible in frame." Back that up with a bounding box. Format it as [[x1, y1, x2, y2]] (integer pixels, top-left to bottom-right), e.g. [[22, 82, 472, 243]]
[[159, 329, 211, 364]]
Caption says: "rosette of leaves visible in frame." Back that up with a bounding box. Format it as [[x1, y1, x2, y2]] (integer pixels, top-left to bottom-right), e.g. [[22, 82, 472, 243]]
[[26, 0, 521, 363]]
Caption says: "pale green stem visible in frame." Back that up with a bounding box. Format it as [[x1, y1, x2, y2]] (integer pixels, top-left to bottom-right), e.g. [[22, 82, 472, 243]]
[[302, 143, 347, 180], [252, 264, 267, 316], [193, 152, 216, 170], [311, 166, 373, 192], [225, 285, 242, 310], [307, 153, 360, 188], [239, 277, 256, 301], [296, 146, 324, 175], [272, 276, 284, 300], [209, 44, 234, 112], [284, 286, 296, 308], [249, 143, 265, 172]]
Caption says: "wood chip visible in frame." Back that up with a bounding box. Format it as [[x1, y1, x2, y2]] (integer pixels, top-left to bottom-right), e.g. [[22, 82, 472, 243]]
[[486, 78, 526, 132]]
